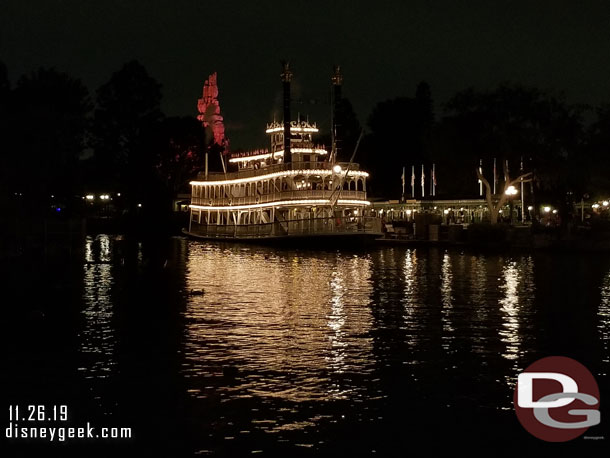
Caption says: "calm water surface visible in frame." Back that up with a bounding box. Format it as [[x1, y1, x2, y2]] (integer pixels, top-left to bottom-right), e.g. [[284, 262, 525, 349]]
[[2, 235, 609, 456]]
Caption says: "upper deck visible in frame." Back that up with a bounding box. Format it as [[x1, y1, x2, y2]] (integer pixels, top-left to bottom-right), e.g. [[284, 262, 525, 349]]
[[191, 161, 368, 184], [190, 161, 370, 209]]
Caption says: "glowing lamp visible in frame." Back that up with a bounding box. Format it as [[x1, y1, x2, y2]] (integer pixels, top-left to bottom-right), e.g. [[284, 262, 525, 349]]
[[333, 165, 342, 174], [505, 185, 518, 196], [543, 206, 551, 213]]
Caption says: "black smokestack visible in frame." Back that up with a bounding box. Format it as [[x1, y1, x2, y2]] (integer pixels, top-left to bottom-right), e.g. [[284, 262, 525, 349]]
[[332, 65, 343, 162], [281, 61, 292, 163]]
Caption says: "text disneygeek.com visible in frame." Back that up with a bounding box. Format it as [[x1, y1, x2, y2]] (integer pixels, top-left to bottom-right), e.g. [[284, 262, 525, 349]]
[[6, 405, 132, 442]]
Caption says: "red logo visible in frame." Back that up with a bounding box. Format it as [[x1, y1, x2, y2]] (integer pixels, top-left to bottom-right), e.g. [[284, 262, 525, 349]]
[[514, 356, 600, 442]]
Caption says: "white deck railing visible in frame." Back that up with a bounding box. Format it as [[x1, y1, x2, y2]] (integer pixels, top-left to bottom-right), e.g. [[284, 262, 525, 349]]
[[192, 189, 367, 207], [189, 216, 382, 239]]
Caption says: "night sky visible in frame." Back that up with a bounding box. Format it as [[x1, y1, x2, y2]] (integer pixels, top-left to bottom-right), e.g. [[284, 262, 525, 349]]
[[2, 0, 610, 148]]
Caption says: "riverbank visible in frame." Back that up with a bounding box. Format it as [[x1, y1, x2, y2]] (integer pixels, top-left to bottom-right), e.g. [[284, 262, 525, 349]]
[[377, 222, 610, 252]]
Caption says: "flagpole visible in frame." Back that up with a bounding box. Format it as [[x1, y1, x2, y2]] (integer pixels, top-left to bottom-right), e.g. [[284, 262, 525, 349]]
[[432, 163, 436, 196], [411, 165, 415, 198], [401, 166, 405, 202], [520, 156, 525, 223], [479, 159, 483, 196]]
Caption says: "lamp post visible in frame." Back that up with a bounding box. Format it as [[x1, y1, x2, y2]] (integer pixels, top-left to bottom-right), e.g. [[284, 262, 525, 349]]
[[505, 185, 518, 225]]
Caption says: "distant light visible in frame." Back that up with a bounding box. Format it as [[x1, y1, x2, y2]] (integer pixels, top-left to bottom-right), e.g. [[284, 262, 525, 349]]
[[433, 206, 437, 210], [543, 206, 551, 213], [333, 165, 342, 174], [56, 207, 61, 212], [603, 201, 609, 207], [406, 210, 412, 215], [592, 204, 600, 209], [527, 206, 534, 211], [505, 185, 518, 196], [443, 209, 449, 215], [137, 203, 142, 208], [353, 209, 359, 215], [117, 193, 121, 197], [552, 209, 558, 214], [86, 194, 94, 200], [50, 194, 54, 198]]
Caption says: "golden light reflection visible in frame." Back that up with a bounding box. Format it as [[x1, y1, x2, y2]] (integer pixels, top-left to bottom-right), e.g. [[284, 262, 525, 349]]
[[78, 235, 116, 411], [183, 243, 374, 404], [400, 248, 428, 354], [440, 252, 455, 349], [499, 261, 521, 360], [498, 258, 533, 366], [599, 270, 610, 375]]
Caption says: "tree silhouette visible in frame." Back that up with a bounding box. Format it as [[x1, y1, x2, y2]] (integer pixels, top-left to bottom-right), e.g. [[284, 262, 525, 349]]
[[155, 116, 206, 196], [477, 160, 532, 224], [364, 82, 434, 198], [8, 67, 92, 204], [91, 60, 163, 203], [585, 105, 610, 199], [437, 83, 584, 204]]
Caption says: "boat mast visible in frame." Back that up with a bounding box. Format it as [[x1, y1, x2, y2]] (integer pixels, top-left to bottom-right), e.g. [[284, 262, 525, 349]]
[[331, 65, 343, 164], [281, 61, 292, 164]]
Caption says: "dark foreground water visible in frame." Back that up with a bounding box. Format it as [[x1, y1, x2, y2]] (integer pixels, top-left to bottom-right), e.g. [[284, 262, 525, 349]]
[[2, 235, 609, 456]]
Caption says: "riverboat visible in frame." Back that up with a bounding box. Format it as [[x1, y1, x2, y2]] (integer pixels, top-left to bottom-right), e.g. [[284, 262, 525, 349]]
[[185, 65, 382, 242]]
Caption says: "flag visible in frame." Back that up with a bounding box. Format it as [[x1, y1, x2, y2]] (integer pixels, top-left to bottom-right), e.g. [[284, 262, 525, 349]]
[[432, 163, 437, 186], [401, 167, 406, 198], [421, 164, 425, 187]]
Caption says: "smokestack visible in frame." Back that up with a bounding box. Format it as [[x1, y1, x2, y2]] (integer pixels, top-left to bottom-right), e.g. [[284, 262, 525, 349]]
[[281, 61, 292, 163], [331, 65, 343, 162]]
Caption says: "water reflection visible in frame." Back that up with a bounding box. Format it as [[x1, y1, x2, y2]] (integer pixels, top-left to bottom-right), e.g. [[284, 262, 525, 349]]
[[600, 269, 610, 375], [78, 235, 116, 412], [498, 261, 521, 361], [440, 252, 454, 350], [107, 241, 610, 454], [183, 245, 374, 408]]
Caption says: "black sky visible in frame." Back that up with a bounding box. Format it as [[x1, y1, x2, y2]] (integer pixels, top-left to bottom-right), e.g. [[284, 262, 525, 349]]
[[2, 0, 610, 148]]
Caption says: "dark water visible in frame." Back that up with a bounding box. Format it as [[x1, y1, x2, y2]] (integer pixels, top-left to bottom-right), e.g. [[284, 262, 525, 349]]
[[2, 235, 609, 456]]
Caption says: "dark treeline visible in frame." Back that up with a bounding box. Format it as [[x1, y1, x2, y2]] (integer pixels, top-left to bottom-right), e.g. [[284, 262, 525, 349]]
[[357, 82, 610, 209], [1, 59, 609, 227], [0, 60, 208, 234]]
